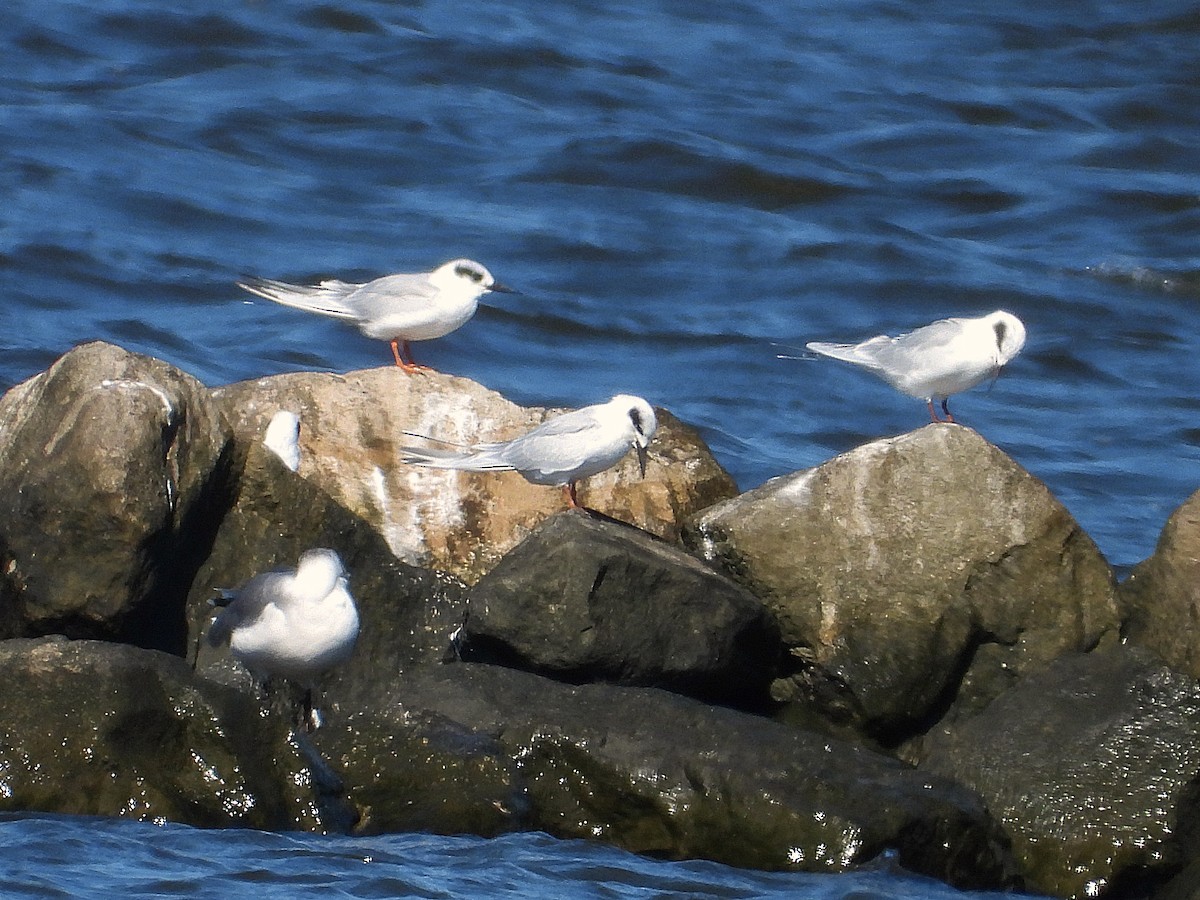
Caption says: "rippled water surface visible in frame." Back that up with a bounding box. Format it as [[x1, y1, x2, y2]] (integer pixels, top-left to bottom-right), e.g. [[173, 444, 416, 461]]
[[2, 0, 1197, 893], [0, 813, 1027, 899]]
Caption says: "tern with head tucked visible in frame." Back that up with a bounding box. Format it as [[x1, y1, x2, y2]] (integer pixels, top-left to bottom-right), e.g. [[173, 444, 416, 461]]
[[804, 310, 1026, 422], [208, 548, 360, 729], [399, 395, 658, 508], [238, 258, 515, 372]]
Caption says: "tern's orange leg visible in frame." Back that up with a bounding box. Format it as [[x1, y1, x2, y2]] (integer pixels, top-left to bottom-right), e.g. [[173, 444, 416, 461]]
[[926, 399, 956, 423], [562, 482, 580, 508], [391, 339, 433, 374]]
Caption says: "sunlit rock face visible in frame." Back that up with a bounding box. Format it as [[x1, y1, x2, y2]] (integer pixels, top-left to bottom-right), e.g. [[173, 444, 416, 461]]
[[0, 341, 230, 654], [684, 424, 1121, 744], [212, 367, 736, 584]]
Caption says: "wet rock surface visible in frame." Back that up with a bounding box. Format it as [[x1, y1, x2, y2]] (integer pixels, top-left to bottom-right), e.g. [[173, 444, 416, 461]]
[[921, 647, 1200, 899], [0, 637, 338, 830], [328, 662, 1020, 889]]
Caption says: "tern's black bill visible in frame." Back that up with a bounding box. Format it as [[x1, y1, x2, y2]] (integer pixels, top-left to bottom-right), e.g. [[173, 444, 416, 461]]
[[488, 282, 518, 295], [636, 444, 649, 478]]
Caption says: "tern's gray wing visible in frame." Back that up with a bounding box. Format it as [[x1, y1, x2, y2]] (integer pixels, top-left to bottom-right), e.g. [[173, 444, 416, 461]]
[[498, 412, 610, 480], [343, 272, 439, 319], [207, 571, 292, 647], [864, 318, 965, 370]]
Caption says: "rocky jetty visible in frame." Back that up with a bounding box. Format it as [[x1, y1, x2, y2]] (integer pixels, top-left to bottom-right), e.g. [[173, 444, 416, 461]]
[[4, 340, 1200, 898]]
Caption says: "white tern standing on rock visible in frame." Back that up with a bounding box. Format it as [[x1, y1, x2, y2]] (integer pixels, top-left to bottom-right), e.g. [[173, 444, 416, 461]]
[[208, 548, 360, 730], [398, 394, 658, 508], [237, 258, 515, 372], [801, 310, 1026, 422]]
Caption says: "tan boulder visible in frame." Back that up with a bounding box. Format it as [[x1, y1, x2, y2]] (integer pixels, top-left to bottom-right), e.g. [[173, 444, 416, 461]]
[[1120, 486, 1200, 677], [683, 424, 1120, 743], [212, 368, 736, 583]]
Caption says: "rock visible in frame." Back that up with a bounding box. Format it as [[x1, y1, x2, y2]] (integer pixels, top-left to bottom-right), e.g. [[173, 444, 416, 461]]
[[682, 424, 1120, 744], [350, 662, 1021, 889], [920, 647, 1200, 899], [461, 511, 780, 709], [1119, 487, 1200, 678], [185, 439, 468, 715], [313, 707, 528, 838], [0, 342, 230, 654], [1153, 860, 1200, 900], [0, 636, 339, 830], [211, 368, 736, 583]]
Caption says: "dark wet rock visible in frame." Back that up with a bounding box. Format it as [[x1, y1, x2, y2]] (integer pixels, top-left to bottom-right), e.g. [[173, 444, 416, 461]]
[[358, 662, 1021, 889], [461, 511, 780, 709], [1153, 859, 1200, 900], [1120, 487, 1200, 679], [682, 424, 1120, 745], [0, 637, 340, 830], [312, 707, 528, 838], [212, 368, 737, 583], [185, 439, 468, 715], [0, 342, 230, 655], [921, 647, 1200, 899]]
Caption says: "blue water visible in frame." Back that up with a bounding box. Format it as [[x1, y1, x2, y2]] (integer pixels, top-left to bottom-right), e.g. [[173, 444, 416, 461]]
[[0, 813, 1023, 900], [1, 0, 1195, 894]]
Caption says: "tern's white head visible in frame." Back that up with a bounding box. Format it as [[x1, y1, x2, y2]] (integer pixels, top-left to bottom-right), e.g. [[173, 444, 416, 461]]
[[609, 394, 658, 477], [987, 310, 1026, 366], [429, 258, 515, 299], [294, 548, 348, 603]]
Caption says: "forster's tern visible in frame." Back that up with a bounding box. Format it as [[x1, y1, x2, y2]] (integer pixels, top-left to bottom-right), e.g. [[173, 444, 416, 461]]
[[399, 394, 658, 508], [804, 310, 1026, 422], [208, 548, 360, 728], [238, 258, 515, 372]]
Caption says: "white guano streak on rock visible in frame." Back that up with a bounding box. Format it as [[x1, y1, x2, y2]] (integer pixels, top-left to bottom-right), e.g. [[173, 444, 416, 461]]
[[99, 379, 180, 512], [384, 394, 487, 563]]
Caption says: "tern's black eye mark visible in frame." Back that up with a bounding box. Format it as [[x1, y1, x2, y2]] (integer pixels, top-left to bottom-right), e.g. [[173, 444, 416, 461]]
[[629, 407, 644, 435], [993, 320, 1007, 349], [455, 264, 484, 283]]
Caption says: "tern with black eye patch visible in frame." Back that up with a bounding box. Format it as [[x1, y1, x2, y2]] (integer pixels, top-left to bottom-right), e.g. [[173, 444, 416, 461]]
[[399, 395, 658, 509], [237, 258, 514, 372], [803, 310, 1026, 423]]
